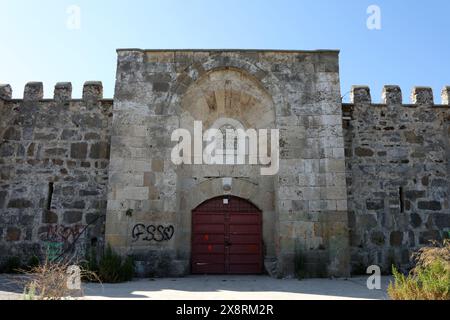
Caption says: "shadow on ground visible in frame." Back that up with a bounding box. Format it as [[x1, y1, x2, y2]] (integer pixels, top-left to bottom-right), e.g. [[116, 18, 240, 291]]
[[81, 275, 391, 300], [0, 275, 32, 300], [0, 275, 391, 300]]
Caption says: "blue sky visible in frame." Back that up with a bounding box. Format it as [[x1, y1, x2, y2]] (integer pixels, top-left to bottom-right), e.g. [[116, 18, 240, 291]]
[[1, 0, 449, 102]]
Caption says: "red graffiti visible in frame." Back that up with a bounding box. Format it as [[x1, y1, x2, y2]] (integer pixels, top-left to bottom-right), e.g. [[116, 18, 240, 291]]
[[40, 224, 84, 244]]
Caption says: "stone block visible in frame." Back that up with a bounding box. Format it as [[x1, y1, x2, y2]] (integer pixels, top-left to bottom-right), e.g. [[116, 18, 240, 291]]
[[8, 199, 33, 209], [433, 214, 450, 229], [153, 82, 170, 92], [390, 231, 403, 247], [6, 227, 21, 242], [366, 199, 384, 211], [151, 158, 164, 172], [405, 190, 426, 201], [410, 213, 422, 228], [3, 127, 21, 141], [90, 142, 110, 159], [370, 231, 385, 246], [42, 211, 58, 224], [116, 187, 149, 201], [418, 201, 441, 211], [354, 147, 374, 157], [63, 211, 83, 224], [71, 143, 88, 159], [419, 230, 441, 244]]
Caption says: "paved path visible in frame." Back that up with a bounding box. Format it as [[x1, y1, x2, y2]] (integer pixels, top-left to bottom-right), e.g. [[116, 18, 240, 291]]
[[0, 275, 28, 300], [0, 275, 391, 300], [83, 276, 391, 300]]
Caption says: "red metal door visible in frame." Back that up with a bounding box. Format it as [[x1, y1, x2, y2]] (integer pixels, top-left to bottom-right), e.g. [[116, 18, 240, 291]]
[[191, 196, 263, 274]]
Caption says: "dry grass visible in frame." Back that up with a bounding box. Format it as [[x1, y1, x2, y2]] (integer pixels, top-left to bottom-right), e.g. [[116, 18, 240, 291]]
[[20, 258, 100, 300], [388, 240, 450, 300], [413, 240, 450, 270]]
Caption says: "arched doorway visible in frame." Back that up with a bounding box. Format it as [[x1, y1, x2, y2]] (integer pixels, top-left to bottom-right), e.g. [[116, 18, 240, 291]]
[[191, 196, 263, 274]]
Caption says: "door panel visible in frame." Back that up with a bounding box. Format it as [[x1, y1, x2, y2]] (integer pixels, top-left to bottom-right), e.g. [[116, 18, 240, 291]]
[[229, 214, 260, 224], [228, 264, 261, 274], [229, 234, 261, 244], [192, 234, 225, 243], [193, 224, 225, 234], [191, 196, 263, 275], [229, 224, 260, 234]]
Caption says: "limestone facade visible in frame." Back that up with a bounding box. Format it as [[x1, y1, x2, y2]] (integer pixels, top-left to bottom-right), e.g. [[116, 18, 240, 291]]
[[0, 50, 448, 277]]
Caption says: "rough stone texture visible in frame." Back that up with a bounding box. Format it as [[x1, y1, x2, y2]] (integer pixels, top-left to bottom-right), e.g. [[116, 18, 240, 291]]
[[54, 82, 72, 102], [106, 49, 349, 278], [382, 86, 402, 105], [1, 49, 448, 279], [411, 87, 434, 105], [0, 85, 12, 101], [442, 87, 450, 105], [83, 81, 103, 103], [24, 82, 44, 101], [0, 82, 112, 265], [344, 86, 450, 274]]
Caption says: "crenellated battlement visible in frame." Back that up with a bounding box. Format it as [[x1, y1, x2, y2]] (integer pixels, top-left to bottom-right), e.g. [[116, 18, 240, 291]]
[[0, 81, 110, 102], [349, 85, 450, 106]]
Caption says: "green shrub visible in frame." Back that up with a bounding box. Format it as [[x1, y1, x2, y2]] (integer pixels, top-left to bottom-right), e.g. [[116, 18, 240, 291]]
[[119, 256, 135, 281], [388, 240, 450, 300], [1, 256, 22, 274], [97, 245, 134, 283], [80, 248, 99, 282], [86, 248, 99, 272], [294, 240, 306, 279], [23, 282, 37, 300]]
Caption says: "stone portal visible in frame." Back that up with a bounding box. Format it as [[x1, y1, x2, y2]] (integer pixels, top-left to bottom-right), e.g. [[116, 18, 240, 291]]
[[106, 49, 350, 278]]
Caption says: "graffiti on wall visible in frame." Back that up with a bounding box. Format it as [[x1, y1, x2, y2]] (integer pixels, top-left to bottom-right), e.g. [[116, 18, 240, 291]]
[[39, 224, 86, 261], [132, 224, 175, 243], [43, 242, 64, 262], [40, 224, 84, 243]]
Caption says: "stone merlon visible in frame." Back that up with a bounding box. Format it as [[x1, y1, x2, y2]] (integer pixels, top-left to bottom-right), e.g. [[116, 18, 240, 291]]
[[0, 82, 111, 101], [349, 85, 450, 105], [411, 87, 434, 105], [382, 85, 402, 105], [0, 84, 12, 100], [83, 81, 103, 101], [24, 82, 44, 101], [442, 86, 450, 105], [54, 82, 72, 101], [350, 86, 371, 104]]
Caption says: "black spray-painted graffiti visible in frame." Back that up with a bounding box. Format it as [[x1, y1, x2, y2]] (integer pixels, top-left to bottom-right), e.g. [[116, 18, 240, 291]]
[[38, 224, 85, 262], [132, 224, 175, 243], [38, 216, 102, 262]]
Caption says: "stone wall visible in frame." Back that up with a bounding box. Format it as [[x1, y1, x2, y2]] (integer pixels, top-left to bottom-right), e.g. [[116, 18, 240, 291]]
[[107, 49, 350, 278], [343, 86, 450, 274], [1, 49, 448, 279], [0, 82, 112, 266]]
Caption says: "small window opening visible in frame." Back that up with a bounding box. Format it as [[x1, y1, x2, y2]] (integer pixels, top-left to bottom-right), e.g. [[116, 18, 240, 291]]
[[47, 182, 54, 211], [399, 187, 405, 213]]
